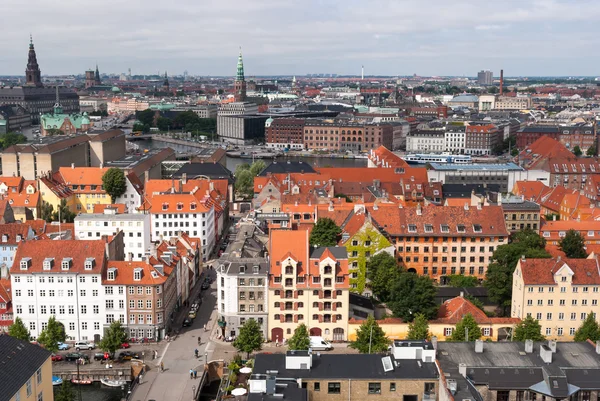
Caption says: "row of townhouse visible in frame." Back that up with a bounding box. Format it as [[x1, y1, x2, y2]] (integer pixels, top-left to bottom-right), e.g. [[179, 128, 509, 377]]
[[10, 231, 202, 342]]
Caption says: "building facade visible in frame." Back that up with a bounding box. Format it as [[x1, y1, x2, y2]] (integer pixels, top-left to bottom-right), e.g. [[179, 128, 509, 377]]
[[265, 117, 306, 150]]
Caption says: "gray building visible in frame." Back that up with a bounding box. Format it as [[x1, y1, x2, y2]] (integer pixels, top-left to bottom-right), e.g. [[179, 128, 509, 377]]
[[173, 104, 218, 119], [477, 70, 493, 85], [0, 105, 31, 134], [216, 223, 269, 339], [217, 114, 269, 145]]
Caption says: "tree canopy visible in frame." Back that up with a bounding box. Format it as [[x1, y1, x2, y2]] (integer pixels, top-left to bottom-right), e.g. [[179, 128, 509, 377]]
[[0, 132, 27, 150], [446, 274, 479, 287], [233, 319, 264, 358], [406, 313, 430, 340], [349, 315, 390, 353], [53, 198, 76, 223], [367, 252, 402, 303], [388, 273, 438, 322], [37, 316, 66, 352], [249, 160, 266, 176], [574, 312, 600, 342], [287, 324, 310, 351], [54, 381, 75, 401], [513, 315, 545, 341], [587, 145, 597, 157], [450, 313, 482, 341], [8, 316, 30, 341], [99, 321, 128, 355], [573, 145, 583, 157], [309, 218, 341, 247], [559, 229, 588, 258], [102, 168, 127, 202], [484, 229, 551, 310], [234, 161, 264, 199]]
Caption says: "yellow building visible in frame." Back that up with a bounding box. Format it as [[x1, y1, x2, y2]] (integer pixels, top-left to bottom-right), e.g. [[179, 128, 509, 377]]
[[2, 335, 54, 401], [0, 176, 40, 221], [39, 173, 76, 214], [512, 255, 600, 340], [54, 166, 111, 213], [348, 296, 519, 342]]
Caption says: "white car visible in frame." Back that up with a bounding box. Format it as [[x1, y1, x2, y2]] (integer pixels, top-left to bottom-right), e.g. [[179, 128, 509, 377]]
[[75, 341, 95, 350]]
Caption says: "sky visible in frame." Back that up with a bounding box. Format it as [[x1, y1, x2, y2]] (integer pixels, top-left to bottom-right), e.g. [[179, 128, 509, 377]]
[[1, 0, 599, 77]]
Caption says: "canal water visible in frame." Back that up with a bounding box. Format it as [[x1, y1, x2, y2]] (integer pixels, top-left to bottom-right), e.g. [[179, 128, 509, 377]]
[[53, 382, 123, 401], [131, 139, 368, 171]]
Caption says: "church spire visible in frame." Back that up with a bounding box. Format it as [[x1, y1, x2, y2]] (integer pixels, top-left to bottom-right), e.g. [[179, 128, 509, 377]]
[[25, 35, 42, 87], [234, 48, 247, 102], [94, 64, 101, 84], [162, 71, 169, 90], [53, 85, 63, 114], [236, 48, 245, 82]]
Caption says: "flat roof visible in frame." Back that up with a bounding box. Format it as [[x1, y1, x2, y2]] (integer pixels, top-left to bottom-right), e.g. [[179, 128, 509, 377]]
[[430, 162, 524, 171], [74, 213, 148, 221]]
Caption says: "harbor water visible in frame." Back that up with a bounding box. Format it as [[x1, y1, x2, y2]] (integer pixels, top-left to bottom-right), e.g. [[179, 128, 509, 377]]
[[53, 382, 124, 401]]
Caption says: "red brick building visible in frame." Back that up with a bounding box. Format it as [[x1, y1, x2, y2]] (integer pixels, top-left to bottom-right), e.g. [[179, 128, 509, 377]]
[[464, 123, 502, 155], [265, 118, 305, 150], [516, 125, 596, 152], [303, 121, 393, 152]]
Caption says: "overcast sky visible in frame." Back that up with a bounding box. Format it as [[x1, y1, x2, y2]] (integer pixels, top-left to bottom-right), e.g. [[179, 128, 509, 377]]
[[1, 0, 598, 77]]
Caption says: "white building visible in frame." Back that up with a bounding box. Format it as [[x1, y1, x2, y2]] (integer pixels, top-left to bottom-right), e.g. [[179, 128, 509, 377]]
[[0, 223, 35, 277], [11, 239, 111, 342], [444, 128, 466, 154], [75, 209, 151, 261], [114, 173, 144, 213], [406, 130, 445, 153]]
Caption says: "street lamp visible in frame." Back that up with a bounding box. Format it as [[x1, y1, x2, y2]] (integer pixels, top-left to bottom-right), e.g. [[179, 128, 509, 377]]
[[192, 385, 196, 400], [204, 352, 208, 366]]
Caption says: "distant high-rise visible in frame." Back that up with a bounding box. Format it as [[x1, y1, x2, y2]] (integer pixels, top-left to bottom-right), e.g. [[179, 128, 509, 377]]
[[25, 35, 42, 87], [234, 49, 247, 102], [477, 70, 493, 85]]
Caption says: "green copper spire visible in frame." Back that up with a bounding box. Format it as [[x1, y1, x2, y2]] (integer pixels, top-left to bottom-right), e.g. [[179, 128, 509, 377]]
[[236, 48, 245, 81]]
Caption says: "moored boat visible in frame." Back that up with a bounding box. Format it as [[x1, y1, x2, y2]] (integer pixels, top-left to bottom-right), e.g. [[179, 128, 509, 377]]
[[100, 378, 127, 387]]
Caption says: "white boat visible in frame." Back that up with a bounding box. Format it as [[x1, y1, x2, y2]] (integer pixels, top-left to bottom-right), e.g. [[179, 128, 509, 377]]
[[401, 153, 472, 164], [100, 378, 127, 387]]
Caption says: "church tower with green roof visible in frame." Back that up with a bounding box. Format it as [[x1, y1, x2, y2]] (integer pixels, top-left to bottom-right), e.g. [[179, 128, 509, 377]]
[[234, 49, 246, 102]]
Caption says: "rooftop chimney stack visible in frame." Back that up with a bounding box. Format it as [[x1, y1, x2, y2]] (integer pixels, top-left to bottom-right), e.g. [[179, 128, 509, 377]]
[[500, 69, 504, 95]]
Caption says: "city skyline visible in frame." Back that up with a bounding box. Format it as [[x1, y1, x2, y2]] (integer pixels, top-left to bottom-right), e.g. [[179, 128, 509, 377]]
[[0, 0, 599, 77]]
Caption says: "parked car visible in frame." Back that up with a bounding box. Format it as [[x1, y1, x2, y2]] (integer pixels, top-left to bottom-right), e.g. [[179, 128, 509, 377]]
[[57, 342, 70, 351], [188, 310, 197, 319], [121, 342, 130, 349], [182, 318, 192, 327], [94, 352, 113, 361], [190, 303, 199, 312], [51, 354, 63, 362], [117, 351, 139, 361], [64, 353, 90, 362], [75, 341, 94, 351]]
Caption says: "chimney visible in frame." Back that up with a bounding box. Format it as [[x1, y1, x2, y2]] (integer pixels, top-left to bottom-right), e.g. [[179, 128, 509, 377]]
[[540, 344, 553, 364], [416, 203, 422, 215], [328, 202, 334, 212], [475, 339, 483, 353], [182, 173, 187, 184], [525, 339, 533, 353], [459, 291, 464, 298], [144, 170, 150, 185], [548, 340, 557, 353], [464, 202, 469, 211], [71, 163, 75, 169], [499, 69, 504, 95], [431, 336, 438, 351], [458, 363, 467, 377]]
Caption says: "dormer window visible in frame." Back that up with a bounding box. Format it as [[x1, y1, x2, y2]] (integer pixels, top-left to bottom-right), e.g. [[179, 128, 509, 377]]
[[150, 271, 158, 278], [85, 257, 95, 270], [43, 258, 53, 270], [162, 203, 168, 211], [134, 268, 142, 281], [253, 265, 259, 274], [20, 257, 31, 270], [190, 203, 197, 210], [457, 224, 466, 233], [239, 265, 246, 274], [16, 234, 22, 242], [408, 224, 417, 233], [61, 258, 72, 270], [177, 202, 183, 210], [1, 235, 7, 243], [424, 224, 433, 233], [473, 224, 482, 233], [107, 268, 116, 280]]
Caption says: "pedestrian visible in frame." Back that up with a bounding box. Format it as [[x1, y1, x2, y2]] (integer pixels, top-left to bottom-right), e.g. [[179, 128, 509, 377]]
[[194, 370, 197, 379], [160, 362, 164, 372], [155, 350, 158, 359], [190, 369, 193, 379], [139, 374, 143, 384]]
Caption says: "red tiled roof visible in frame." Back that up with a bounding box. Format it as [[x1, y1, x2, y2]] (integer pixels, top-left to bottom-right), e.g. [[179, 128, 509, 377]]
[[0, 279, 11, 303], [0, 223, 32, 245], [12, 239, 106, 274], [540, 186, 577, 213], [93, 204, 126, 214], [316, 167, 428, 186], [147, 194, 210, 213], [432, 296, 520, 325], [26, 219, 46, 235], [518, 256, 600, 285], [58, 167, 109, 186], [513, 181, 552, 202], [44, 223, 74, 234], [269, 229, 309, 277], [368, 146, 409, 169], [103, 261, 167, 285], [0, 200, 9, 219]]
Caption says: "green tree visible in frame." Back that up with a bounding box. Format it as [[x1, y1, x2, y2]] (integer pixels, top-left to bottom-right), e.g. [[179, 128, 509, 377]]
[[513, 315, 545, 341], [45, 129, 65, 136], [132, 122, 147, 132], [233, 319, 264, 358], [102, 168, 127, 202], [559, 229, 587, 258], [450, 313, 482, 341], [0, 132, 27, 149], [349, 315, 390, 353], [287, 323, 310, 351], [8, 316, 30, 341], [446, 274, 479, 287], [234, 169, 254, 199], [367, 253, 402, 303], [99, 321, 128, 355], [52, 199, 76, 223], [54, 381, 75, 401], [249, 160, 266, 177], [484, 229, 551, 311], [333, 193, 352, 203], [545, 213, 560, 221], [156, 116, 171, 131], [406, 313, 430, 340], [488, 86, 499, 94], [135, 109, 155, 126], [388, 273, 438, 322], [309, 218, 341, 247], [465, 295, 485, 311], [39, 201, 54, 222], [37, 316, 66, 352], [587, 145, 597, 157], [573, 145, 582, 157], [574, 312, 600, 342]]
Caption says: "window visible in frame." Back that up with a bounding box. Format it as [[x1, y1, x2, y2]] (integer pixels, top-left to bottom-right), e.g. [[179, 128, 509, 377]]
[[546, 328, 552, 335], [36, 368, 42, 384], [328, 382, 341, 394], [26, 379, 32, 396], [390, 383, 396, 392], [444, 327, 453, 336], [314, 382, 320, 391], [483, 328, 491, 336], [368, 383, 381, 394]]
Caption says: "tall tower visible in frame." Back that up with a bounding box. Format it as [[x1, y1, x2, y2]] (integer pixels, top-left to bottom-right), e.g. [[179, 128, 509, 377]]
[[162, 71, 169, 91], [234, 48, 247, 102], [53, 85, 63, 114], [94, 64, 101, 85], [25, 35, 43, 87], [85, 69, 95, 88]]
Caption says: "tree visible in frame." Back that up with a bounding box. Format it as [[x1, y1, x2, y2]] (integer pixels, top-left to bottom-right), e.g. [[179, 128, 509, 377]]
[[132, 122, 147, 132], [559, 229, 587, 258], [102, 168, 127, 202], [388, 273, 438, 322], [287, 323, 310, 351], [45, 129, 65, 136], [309, 218, 341, 247], [574, 312, 600, 342], [349, 315, 390, 353], [484, 229, 551, 311], [136, 109, 155, 126], [513, 315, 545, 341], [367, 253, 402, 303], [0, 132, 27, 149], [52, 199, 76, 223], [406, 313, 430, 340], [446, 274, 479, 287], [234, 169, 254, 199], [156, 116, 171, 131], [465, 295, 486, 312], [54, 381, 75, 401], [249, 160, 266, 177], [39, 201, 54, 222], [573, 145, 582, 157], [233, 319, 264, 358], [37, 316, 66, 352], [8, 316, 30, 341], [450, 313, 482, 341], [587, 145, 597, 157], [99, 321, 128, 355]]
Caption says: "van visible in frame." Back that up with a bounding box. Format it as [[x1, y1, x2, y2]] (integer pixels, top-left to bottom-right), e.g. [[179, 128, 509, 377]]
[[309, 336, 332, 351]]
